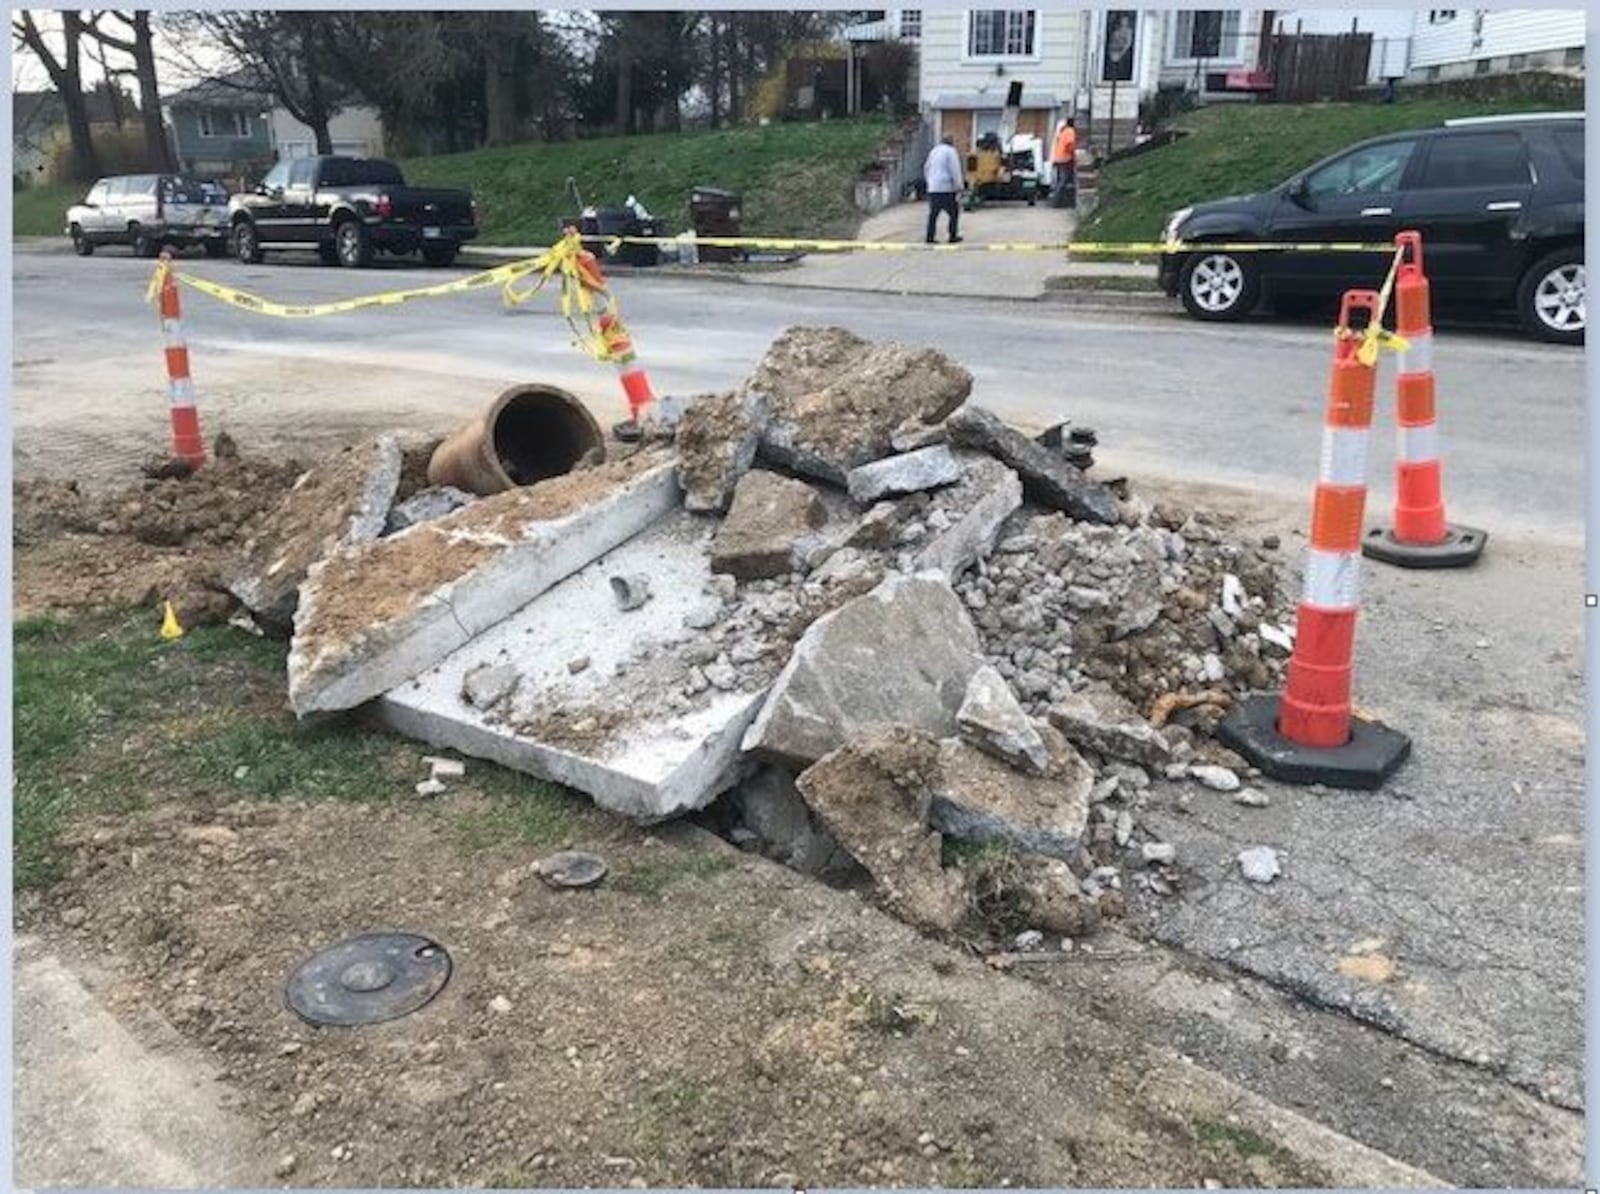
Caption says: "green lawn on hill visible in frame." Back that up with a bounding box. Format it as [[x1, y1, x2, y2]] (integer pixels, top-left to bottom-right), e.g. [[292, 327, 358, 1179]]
[[1082, 96, 1562, 249]]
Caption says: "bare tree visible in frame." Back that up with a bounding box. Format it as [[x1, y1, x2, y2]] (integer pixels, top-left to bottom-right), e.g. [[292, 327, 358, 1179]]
[[13, 10, 101, 180], [84, 11, 173, 170]]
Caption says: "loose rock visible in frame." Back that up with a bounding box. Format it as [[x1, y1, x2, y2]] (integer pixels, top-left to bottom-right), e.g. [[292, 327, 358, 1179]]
[[945, 404, 1119, 524], [1049, 688, 1172, 768], [955, 665, 1051, 775], [1189, 764, 1241, 792], [462, 662, 520, 710], [676, 390, 771, 512], [846, 445, 963, 505], [609, 573, 653, 611], [1238, 845, 1281, 884], [710, 470, 827, 581]]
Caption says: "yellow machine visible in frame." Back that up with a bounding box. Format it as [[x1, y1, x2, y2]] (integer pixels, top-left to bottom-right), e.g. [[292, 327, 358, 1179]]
[[963, 81, 1044, 210]]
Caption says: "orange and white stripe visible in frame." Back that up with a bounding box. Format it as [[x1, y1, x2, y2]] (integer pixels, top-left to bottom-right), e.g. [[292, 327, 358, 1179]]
[[597, 310, 657, 424], [1387, 230, 1449, 545], [158, 251, 206, 466], [1278, 289, 1380, 749]]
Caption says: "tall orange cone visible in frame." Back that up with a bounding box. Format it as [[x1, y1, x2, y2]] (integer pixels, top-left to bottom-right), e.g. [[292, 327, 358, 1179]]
[[1219, 290, 1411, 790], [1363, 230, 1486, 568], [157, 250, 206, 468]]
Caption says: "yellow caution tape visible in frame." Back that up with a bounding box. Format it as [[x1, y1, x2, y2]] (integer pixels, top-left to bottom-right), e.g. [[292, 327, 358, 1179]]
[[1333, 245, 1411, 367]]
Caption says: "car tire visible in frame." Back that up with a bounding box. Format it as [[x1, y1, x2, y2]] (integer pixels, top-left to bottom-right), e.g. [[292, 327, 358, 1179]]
[[421, 244, 459, 267], [334, 219, 371, 268], [70, 225, 93, 257], [1517, 247, 1585, 345], [1179, 249, 1260, 321], [203, 239, 227, 259], [129, 224, 158, 259], [234, 220, 264, 264]]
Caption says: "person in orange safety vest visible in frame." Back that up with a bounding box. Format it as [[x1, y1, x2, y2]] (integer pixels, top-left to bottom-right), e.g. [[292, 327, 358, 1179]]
[[1051, 118, 1077, 209]]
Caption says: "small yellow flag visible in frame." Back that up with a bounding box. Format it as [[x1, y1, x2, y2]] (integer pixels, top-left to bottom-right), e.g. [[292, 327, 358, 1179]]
[[160, 600, 184, 640]]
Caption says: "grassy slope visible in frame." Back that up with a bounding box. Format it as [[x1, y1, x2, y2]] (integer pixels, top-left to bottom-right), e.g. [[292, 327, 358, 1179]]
[[403, 118, 894, 246], [1083, 96, 1559, 247], [13, 182, 80, 238]]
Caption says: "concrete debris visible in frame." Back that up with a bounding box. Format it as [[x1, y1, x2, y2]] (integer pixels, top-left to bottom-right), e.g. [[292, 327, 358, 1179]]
[[955, 665, 1052, 775], [610, 573, 653, 611], [462, 662, 519, 710], [1234, 786, 1270, 807], [890, 419, 949, 453], [1221, 573, 1247, 617], [1014, 929, 1045, 951], [743, 572, 986, 768], [675, 390, 770, 513], [289, 450, 679, 716], [710, 470, 827, 580], [1238, 845, 1282, 884], [1141, 841, 1177, 866], [1015, 856, 1102, 937], [727, 765, 855, 876], [747, 327, 972, 484], [384, 485, 474, 536], [415, 777, 447, 797], [945, 404, 1119, 525], [228, 435, 402, 630], [795, 728, 968, 933], [1260, 623, 1296, 653], [845, 445, 962, 505], [915, 458, 1024, 580], [928, 732, 1092, 862], [1049, 688, 1173, 768], [1189, 764, 1241, 792]]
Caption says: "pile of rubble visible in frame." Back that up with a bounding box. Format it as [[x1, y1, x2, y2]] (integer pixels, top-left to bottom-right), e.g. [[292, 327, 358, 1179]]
[[206, 326, 1296, 947]]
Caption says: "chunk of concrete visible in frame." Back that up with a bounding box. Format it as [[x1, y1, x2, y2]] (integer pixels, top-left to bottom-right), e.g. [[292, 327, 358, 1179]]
[[675, 390, 770, 513], [929, 732, 1092, 862], [1049, 687, 1173, 768], [956, 665, 1051, 775], [609, 573, 652, 611], [462, 662, 519, 710], [742, 572, 987, 768], [710, 470, 826, 580], [915, 462, 1023, 580], [384, 485, 474, 536], [730, 765, 855, 876], [376, 508, 766, 822], [945, 404, 1119, 524], [1015, 856, 1102, 937], [228, 435, 402, 630], [890, 419, 949, 453], [846, 445, 962, 505], [748, 329, 973, 484], [795, 729, 968, 933], [289, 450, 680, 717]]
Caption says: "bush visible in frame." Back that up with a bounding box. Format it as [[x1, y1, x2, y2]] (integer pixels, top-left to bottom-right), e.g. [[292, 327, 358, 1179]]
[[44, 125, 165, 185]]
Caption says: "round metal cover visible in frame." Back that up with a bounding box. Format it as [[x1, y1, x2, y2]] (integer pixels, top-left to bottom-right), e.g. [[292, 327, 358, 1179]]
[[536, 850, 608, 889], [285, 933, 451, 1027]]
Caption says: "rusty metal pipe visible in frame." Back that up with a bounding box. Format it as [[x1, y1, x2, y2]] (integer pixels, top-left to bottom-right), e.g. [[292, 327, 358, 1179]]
[[427, 384, 605, 495]]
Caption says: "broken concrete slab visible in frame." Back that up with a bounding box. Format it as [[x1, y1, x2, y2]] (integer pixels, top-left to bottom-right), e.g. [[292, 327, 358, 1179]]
[[846, 445, 962, 505], [1049, 687, 1174, 768], [915, 460, 1023, 580], [227, 435, 402, 630], [710, 470, 827, 580], [795, 729, 968, 933], [376, 509, 765, 822], [929, 733, 1092, 862], [289, 449, 680, 717], [747, 328, 972, 485], [956, 665, 1051, 774], [742, 571, 987, 768], [675, 391, 770, 513], [945, 404, 1119, 525]]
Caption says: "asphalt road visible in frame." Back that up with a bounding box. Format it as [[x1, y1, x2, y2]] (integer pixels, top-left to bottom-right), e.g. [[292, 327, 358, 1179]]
[[10, 245, 1585, 543]]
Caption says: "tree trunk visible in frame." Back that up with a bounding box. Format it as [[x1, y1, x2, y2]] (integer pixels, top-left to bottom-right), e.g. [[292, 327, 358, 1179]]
[[16, 12, 101, 181], [615, 44, 633, 135], [483, 36, 518, 145], [130, 14, 174, 170]]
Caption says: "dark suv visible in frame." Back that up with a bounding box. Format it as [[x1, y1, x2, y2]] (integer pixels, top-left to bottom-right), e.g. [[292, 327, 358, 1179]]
[[1158, 113, 1585, 343]]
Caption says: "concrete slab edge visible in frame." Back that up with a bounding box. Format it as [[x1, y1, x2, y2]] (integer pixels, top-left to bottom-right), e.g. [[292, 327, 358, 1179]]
[[289, 462, 682, 717]]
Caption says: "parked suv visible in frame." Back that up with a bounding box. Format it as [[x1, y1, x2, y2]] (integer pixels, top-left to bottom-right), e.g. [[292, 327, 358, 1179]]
[[65, 174, 231, 258], [1158, 113, 1585, 343]]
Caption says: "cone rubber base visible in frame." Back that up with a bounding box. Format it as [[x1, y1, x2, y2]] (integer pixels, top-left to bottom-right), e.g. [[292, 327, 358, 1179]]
[[1217, 694, 1411, 791], [1362, 523, 1486, 569], [611, 419, 643, 443]]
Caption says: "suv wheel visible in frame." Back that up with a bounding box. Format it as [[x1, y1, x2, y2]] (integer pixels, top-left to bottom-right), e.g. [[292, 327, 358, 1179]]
[[1518, 249, 1585, 345], [129, 224, 158, 259], [1179, 250, 1260, 321], [70, 224, 93, 257], [234, 220, 264, 264], [335, 220, 371, 268]]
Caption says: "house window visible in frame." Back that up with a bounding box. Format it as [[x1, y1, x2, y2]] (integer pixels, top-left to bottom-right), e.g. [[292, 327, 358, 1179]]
[[1428, 10, 1457, 22], [1174, 10, 1240, 60], [1508, 53, 1528, 70], [197, 110, 249, 138], [1426, 65, 1441, 80], [899, 10, 922, 40], [1565, 46, 1584, 68], [1475, 57, 1492, 74], [968, 11, 1036, 57]]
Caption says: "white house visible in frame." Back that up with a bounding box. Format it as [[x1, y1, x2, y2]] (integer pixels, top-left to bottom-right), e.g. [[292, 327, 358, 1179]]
[[1406, 8, 1585, 80], [270, 105, 385, 160]]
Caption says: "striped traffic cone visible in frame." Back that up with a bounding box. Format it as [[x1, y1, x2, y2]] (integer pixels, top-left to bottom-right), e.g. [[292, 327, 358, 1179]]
[[157, 251, 206, 468], [1363, 230, 1486, 568], [597, 310, 659, 440], [1219, 290, 1411, 790]]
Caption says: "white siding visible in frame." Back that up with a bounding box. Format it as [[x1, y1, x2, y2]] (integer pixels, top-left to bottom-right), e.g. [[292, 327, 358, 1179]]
[[1410, 8, 1584, 69], [269, 105, 384, 159], [919, 9, 1088, 107]]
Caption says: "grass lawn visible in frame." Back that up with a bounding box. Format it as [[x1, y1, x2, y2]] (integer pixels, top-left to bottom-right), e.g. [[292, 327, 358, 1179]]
[[13, 609, 596, 891], [403, 118, 894, 246], [13, 182, 79, 239], [1081, 96, 1561, 253]]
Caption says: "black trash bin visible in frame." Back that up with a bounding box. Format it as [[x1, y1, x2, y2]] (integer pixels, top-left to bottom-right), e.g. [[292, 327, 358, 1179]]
[[689, 186, 744, 263]]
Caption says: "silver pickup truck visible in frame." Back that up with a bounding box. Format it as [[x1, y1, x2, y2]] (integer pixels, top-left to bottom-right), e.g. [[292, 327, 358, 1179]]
[[66, 173, 231, 258]]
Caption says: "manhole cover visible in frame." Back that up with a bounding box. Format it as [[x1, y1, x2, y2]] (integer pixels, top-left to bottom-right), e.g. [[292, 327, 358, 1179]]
[[535, 850, 608, 889], [285, 932, 451, 1027]]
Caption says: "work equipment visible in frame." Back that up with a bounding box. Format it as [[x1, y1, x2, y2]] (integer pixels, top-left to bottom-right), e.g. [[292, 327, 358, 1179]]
[[964, 81, 1046, 210]]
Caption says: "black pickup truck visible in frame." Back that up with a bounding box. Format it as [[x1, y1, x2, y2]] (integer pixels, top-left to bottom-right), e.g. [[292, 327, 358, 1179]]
[[228, 155, 477, 268]]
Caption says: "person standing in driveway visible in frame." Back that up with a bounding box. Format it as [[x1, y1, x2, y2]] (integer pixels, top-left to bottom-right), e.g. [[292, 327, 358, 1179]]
[[1051, 118, 1078, 208], [924, 134, 965, 245]]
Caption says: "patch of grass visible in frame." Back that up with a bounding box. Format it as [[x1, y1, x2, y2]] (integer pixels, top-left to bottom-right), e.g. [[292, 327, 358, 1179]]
[[1082, 96, 1560, 252], [402, 118, 893, 246], [446, 779, 595, 854], [1192, 1117, 1310, 1179], [846, 989, 939, 1034], [609, 849, 735, 898], [13, 182, 78, 239]]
